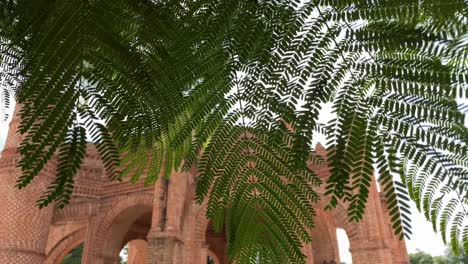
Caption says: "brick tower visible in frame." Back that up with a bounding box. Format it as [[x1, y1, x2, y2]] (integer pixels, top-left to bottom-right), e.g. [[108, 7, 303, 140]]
[[0, 106, 56, 263], [0, 108, 410, 264]]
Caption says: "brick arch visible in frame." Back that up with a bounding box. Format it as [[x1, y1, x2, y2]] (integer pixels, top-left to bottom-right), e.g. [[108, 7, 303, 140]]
[[92, 194, 154, 262], [44, 227, 86, 264], [52, 202, 94, 223], [193, 199, 210, 243], [314, 192, 392, 264], [309, 209, 341, 263], [330, 214, 359, 249], [191, 199, 346, 264], [207, 249, 221, 264], [189, 195, 362, 264], [314, 196, 360, 243], [188, 199, 231, 264]]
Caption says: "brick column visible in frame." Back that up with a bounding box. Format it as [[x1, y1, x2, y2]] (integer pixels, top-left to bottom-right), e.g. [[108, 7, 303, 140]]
[[0, 106, 56, 263], [379, 193, 410, 264], [82, 214, 100, 264], [146, 169, 188, 263], [127, 239, 148, 264], [146, 233, 184, 264], [301, 242, 315, 264], [101, 255, 122, 264], [349, 177, 393, 264], [199, 243, 209, 264], [350, 245, 393, 264]]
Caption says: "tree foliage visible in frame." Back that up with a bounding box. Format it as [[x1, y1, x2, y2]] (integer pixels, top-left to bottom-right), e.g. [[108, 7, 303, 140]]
[[410, 247, 468, 264], [0, 0, 467, 263], [410, 250, 438, 264], [61, 244, 83, 264]]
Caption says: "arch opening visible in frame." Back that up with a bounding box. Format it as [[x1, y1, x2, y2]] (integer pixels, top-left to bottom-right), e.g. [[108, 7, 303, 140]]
[[45, 226, 86, 264], [336, 228, 352, 264], [309, 211, 341, 264], [205, 222, 226, 264], [100, 203, 152, 262], [207, 255, 217, 264], [61, 243, 83, 264]]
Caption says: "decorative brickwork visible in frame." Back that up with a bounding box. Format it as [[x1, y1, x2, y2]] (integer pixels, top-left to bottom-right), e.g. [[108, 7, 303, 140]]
[[0, 108, 410, 264]]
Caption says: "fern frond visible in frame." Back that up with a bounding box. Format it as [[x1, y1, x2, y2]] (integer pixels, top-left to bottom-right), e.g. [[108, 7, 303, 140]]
[[2, 0, 468, 261]]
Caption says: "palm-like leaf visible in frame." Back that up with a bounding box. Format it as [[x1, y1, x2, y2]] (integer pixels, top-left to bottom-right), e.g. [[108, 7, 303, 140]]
[[1, 0, 467, 262]]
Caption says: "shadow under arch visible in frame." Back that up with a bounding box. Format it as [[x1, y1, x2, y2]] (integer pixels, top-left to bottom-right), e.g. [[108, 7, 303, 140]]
[[207, 249, 221, 264]]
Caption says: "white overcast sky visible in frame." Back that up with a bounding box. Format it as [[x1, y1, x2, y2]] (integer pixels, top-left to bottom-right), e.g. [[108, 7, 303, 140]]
[[0, 104, 448, 263]]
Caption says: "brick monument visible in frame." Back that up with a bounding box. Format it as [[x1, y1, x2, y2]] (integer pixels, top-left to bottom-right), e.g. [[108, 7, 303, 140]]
[[0, 109, 410, 263]]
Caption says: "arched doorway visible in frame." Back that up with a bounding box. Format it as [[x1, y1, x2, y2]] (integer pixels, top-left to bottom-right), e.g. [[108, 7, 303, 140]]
[[102, 210, 152, 263], [205, 222, 227, 264], [336, 228, 352, 264], [309, 210, 341, 264], [207, 252, 221, 264], [45, 226, 86, 264], [94, 194, 153, 264], [61, 243, 83, 263]]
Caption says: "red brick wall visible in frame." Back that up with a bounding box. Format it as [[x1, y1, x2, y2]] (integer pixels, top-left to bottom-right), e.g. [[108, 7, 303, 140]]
[[0, 109, 56, 263], [0, 111, 410, 264]]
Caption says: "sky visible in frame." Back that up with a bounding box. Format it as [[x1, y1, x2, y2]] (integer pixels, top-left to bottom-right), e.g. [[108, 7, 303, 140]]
[[0, 104, 449, 263]]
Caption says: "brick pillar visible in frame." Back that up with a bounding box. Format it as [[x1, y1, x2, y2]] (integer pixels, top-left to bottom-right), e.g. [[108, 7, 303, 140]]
[[82, 213, 124, 264], [102, 255, 122, 264], [146, 233, 184, 264], [127, 239, 148, 264], [301, 242, 315, 264], [0, 106, 56, 263], [379, 193, 410, 264], [82, 214, 100, 264], [350, 246, 393, 264], [199, 243, 209, 264], [146, 169, 189, 264], [349, 177, 393, 264]]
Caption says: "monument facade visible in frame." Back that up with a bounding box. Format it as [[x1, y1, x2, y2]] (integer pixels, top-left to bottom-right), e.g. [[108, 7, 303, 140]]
[[0, 109, 410, 263]]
